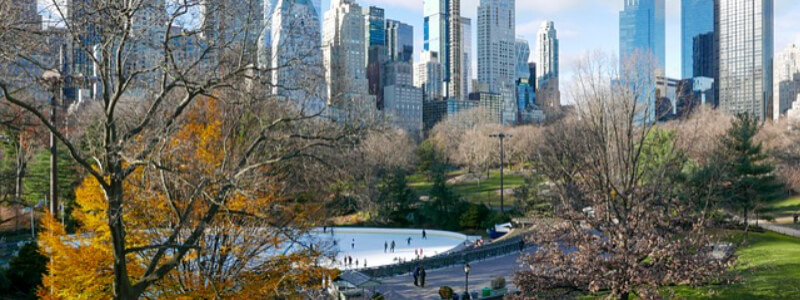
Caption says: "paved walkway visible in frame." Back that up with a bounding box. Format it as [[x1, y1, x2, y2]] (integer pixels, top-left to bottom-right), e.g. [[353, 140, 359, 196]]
[[750, 220, 800, 238], [376, 251, 526, 299]]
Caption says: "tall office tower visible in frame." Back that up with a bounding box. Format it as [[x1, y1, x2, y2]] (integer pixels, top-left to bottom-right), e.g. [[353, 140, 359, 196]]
[[536, 21, 559, 90], [67, 0, 103, 77], [681, 0, 714, 79], [478, 0, 516, 124], [693, 32, 715, 78], [259, 0, 321, 67], [515, 39, 531, 81], [323, 0, 370, 105], [461, 17, 472, 98], [415, 51, 443, 102], [715, 0, 774, 120], [270, 0, 324, 110], [448, 0, 462, 100], [386, 20, 414, 63], [774, 44, 800, 120], [619, 0, 665, 72], [384, 61, 424, 139], [201, 0, 265, 66], [365, 6, 387, 109], [528, 62, 537, 90], [423, 0, 463, 99]]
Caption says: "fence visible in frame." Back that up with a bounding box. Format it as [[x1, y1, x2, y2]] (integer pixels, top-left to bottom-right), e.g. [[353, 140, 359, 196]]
[[360, 235, 527, 278]]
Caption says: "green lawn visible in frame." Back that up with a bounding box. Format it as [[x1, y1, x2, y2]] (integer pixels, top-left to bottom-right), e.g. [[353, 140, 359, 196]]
[[670, 231, 800, 299], [408, 169, 526, 207], [763, 196, 800, 214]]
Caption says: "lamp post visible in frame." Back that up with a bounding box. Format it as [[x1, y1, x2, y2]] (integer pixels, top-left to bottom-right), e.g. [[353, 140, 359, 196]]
[[42, 70, 61, 218], [489, 133, 511, 214], [463, 263, 471, 299]]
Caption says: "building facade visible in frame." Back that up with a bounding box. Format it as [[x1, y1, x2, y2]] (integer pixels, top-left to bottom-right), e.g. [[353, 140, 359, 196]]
[[270, 0, 325, 113], [619, 0, 665, 72], [477, 0, 516, 125], [681, 0, 714, 79], [423, 0, 463, 99], [536, 21, 559, 90], [386, 20, 414, 63], [323, 0, 371, 106], [364, 6, 387, 109], [383, 61, 423, 139], [774, 44, 800, 119], [461, 17, 473, 99], [415, 51, 443, 102], [715, 0, 774, 120]]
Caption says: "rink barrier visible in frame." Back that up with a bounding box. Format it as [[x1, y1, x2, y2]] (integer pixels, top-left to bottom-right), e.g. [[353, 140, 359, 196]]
[[312, 227, 469, 241], [359, 235, 528, 278]]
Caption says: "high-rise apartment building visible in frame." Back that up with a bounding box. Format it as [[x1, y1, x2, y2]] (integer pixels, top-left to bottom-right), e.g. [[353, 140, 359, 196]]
[[478, 0, 516, 124], [536, 21, 559, 90], [461, 17, 472, 99], [415, 51, 443, 102], [448, 0, 462, 100], [386, 20, 414, 63], [619, 0, 665, 72], [681, 0, 714, 79], [774, 44, 800, 119], [323, 0, 370, 106], [201, 0, 264, 65], [270, 0, 325, 112], [715, 0, 774, 120]]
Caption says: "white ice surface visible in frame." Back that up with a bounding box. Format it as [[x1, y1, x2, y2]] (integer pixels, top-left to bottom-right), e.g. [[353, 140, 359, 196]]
[[310, 227, 468, 270]]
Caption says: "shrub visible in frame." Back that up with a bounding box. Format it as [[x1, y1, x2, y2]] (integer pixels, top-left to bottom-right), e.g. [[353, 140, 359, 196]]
[[439, 286, 454, 299], [491, 276, 506, 289]]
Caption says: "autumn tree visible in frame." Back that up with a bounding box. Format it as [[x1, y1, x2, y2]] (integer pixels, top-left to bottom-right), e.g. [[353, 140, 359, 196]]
[[513, 52, 732, 300], [2, 1, 358, 298]]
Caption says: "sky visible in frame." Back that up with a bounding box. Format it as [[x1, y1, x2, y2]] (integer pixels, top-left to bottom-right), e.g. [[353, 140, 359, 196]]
[[322, 0, 800, 102]]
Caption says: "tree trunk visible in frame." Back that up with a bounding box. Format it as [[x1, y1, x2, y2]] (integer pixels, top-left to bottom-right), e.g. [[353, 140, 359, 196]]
[[107, 174, 132, 299], [14, 138, 25, 231]]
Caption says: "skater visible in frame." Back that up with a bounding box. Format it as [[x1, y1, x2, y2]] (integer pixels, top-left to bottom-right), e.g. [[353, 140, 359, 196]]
[[422, 229, 427, 239], [364, 259, 367, 268], [415, 248, 418, 256], [355, 258, 359, 267], [412, 266, 420, 286], [419, 266, 427, 287], [323, 226, 327, 233], [407, 237, 412, 245], [390, 240, 396, 253], [420, 248, 423, 256], [384, 241, 388, 253], [351, 238, 355, 249]]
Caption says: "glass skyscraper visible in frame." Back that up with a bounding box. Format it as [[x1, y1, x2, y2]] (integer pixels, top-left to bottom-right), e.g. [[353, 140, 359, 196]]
[[715, 0, 774, 120], [681, 0, 714, 79], [386, 20, 414, 63], [619, 0, 665, 72]]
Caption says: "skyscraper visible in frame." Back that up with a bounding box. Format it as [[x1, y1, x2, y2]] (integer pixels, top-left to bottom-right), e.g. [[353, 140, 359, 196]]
[[692, 32, 715, 79], [515, 38, 531, 81], [386, 20, 414, 63], [270, 0, 325, 112], [536, 21, 559, 90], [619, 0, 665, 72], [774, 44, 800, 119], [201, 0, 265, 65], [448, 0, 462, 100], [715, 0, 774, 120], [383, 61, 423, 139], [477, 0, 516, 124], [364, 6, 387, 109], [423, 0, 463, 99], [461, 17, 472, 99], [415, 51, 443, 102], [681, 0, 714, 79], [323, 0, 370, 106]]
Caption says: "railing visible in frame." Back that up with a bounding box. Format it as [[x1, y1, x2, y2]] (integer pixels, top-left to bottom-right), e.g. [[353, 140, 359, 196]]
[[360, 235, 528, 278]]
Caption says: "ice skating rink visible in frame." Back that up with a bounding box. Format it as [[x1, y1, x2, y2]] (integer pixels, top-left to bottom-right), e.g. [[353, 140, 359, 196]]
[[310, 227, 468, 269]]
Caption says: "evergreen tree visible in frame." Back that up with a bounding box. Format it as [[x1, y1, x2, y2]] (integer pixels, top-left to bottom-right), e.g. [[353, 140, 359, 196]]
[[376, 168, 416, 226], [720, 114, 784, 227]]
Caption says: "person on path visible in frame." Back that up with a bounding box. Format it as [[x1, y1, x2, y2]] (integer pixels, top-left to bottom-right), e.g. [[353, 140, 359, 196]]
[[390, 240, 396, 253], [412, 266, 420, 286], [384, 241, 388, 253], [407, 237, 412, 245], [419, 266, 427, 287], [422, 229, 427, 239], [794, 213, 799, 224]]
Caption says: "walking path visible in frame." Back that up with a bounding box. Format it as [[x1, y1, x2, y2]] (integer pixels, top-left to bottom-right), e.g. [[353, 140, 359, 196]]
[[376, 251, 526, 299], [750, 220, 800, 238]]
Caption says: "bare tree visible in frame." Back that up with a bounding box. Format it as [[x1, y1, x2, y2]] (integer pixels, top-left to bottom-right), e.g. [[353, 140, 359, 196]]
[[513, 52, 731, 300], [2, 1, 361, 298]]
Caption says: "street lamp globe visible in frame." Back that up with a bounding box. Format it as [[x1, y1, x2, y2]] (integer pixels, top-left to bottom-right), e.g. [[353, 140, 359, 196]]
[[464, 263, 471, 274]]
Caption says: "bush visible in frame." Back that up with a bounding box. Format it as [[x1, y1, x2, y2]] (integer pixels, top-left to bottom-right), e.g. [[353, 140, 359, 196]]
[[4, 242, 47, 299], [439, 286, 454, 299], [491, 276, 506, 289]]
